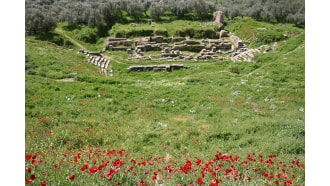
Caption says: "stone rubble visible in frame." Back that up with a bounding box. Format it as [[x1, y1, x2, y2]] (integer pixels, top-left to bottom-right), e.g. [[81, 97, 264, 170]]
[[79, 50, 111, 76]]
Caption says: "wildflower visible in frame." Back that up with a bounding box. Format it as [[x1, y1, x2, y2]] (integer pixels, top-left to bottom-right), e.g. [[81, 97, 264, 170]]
[[26, 155, 32, 160], [41, 181, 46, 186], [144, 170, 149, 174], [69, 174, 75, 181], [198, 177, 205, 184], [80, 164, 88, 171], [30, 175, 36, 180], [107, 176, 112, 181], [274, 180, 280, 185], [90, 167, 97, 173], [282, 174, 288, 179], [26, 179, 33, 184], [277, 174, 281, 178]]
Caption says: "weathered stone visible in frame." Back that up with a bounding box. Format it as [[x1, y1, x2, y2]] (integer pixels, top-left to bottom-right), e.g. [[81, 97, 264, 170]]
[[212, 46, 217, 52], [220, 30, 229, 38], [150, 36, 163, 43], [183, 40, 201, 45], [134, 37, 149, 46], [214, 11, 224, 29], [128, 64, 189, 72], [136, 48, 142, 54], [172, 45, 205, 52], [127, 48, 132, 54], [172, 37, 186, 42], [88, 51, 101, 56], [163, 47, 170, 54], [105, 59, 110, 69], [112, 47, 131, 51]]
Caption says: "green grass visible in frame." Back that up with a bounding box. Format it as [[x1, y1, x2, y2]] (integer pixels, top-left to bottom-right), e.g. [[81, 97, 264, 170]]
[[25, 18, 305, 185], [110, 20, 220, 39], [57, 22, 105, 51], [225, 17, 304, 48]]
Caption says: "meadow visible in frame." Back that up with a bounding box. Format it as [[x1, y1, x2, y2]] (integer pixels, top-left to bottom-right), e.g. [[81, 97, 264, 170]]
[[25, 18, 305, 185]]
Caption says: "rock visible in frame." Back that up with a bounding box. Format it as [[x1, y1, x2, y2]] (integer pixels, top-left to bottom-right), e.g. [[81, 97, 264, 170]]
[[220, 30, 229, 38], [211, 46, 217, 52], [214, 11, 224, 29]]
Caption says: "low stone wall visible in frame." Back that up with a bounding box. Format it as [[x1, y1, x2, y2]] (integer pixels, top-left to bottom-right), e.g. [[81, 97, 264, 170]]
[[128, 64, 189, 72], [136, 44, 162, 51], [172, 45, 205, 52], [103, 37, 132, 51]]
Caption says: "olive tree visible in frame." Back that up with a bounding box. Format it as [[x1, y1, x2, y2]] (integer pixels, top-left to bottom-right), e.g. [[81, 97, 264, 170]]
[[188, 0, 216, 20], [149, 1, 167, 21]]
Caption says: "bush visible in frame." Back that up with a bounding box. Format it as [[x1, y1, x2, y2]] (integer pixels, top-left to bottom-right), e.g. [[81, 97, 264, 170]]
[[64, 40, 74, 47]]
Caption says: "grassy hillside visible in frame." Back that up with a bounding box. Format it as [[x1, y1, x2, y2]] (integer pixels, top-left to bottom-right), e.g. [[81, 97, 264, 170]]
[[25, 19, 305, 185]]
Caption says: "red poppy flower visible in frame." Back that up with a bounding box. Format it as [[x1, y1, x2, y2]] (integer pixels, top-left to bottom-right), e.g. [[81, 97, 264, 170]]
[[69, 174, 75, 181], [80, 164, 88, 171], [247, 176, 251, 180], [30, 174, 36, 180], [26, 155, 32, 160], [107, 176, 112, 181], [26, 179, 33, 184], [144, 170, 149, 174], [198, 177, 205, 184], [41, 181, 46, 186], [286, 180, 293, 184], [90, 167, 97, 173], [274, 180, 280, 185]]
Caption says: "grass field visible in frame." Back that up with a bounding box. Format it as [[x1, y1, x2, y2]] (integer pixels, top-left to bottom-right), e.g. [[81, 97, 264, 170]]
[[25, 18, 305, 185]]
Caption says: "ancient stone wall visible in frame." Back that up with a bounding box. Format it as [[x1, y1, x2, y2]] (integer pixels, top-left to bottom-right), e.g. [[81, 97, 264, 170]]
[[128, 64, 189, 72]]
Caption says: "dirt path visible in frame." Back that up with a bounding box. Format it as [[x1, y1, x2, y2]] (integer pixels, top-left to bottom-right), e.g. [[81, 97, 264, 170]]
[[55, 28, 127, 65], [55, 28, 87, 51]]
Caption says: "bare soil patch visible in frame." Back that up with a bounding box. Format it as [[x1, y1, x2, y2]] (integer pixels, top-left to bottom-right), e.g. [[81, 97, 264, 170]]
[[171, 115, 189, 122], [55, 78, 74, 82]]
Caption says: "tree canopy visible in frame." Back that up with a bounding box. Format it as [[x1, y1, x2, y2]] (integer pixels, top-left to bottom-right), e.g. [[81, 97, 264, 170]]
[[25, 0, 305, 35]]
